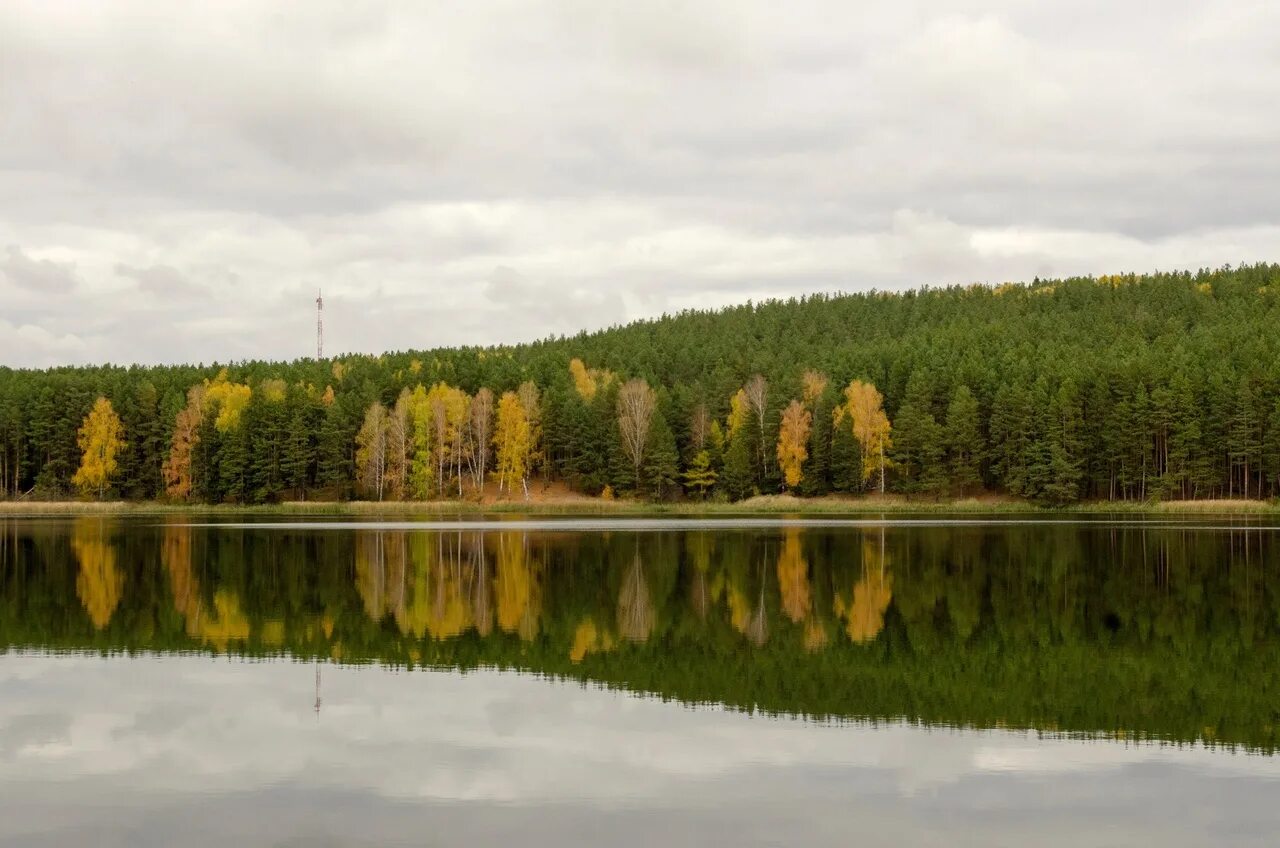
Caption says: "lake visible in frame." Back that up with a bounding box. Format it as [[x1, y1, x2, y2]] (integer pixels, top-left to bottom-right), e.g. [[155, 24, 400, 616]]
[[2, 515, 1279, 846]]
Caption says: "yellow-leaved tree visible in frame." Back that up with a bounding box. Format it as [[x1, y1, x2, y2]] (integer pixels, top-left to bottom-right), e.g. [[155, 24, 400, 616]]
[[493, 391, 531, 497], [72, 397, 125, 500], [775, 399, 812, 490], [569, 358, 615, 402], [838, 379, 892, 493], [162, 371, 252, 500]]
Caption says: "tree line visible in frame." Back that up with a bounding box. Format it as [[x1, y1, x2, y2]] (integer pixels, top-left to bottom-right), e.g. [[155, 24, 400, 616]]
[[4, 263, 1280, 503]]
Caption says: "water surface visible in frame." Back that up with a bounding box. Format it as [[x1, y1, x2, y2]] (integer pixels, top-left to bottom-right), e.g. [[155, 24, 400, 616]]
[[2, 515, 1278, 846]]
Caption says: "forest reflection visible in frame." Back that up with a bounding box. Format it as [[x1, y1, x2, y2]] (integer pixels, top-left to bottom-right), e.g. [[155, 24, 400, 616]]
[[4, 518, 1280, 752]]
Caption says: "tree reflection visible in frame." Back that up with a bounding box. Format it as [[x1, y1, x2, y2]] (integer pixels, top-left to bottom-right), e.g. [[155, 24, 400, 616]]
[[73, 519, 121, 630], [10, 522, 1280, 751]]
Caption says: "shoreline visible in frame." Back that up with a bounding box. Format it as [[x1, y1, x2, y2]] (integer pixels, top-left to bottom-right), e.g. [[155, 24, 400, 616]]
[[1, 495, 1278, 517]]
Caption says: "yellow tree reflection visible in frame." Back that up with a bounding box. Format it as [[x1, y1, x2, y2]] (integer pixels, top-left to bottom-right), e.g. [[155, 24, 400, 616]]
[[570, 617, 616, 662], [776, 529, 811, 623], [495, 532, 540, 640], [835, 533, 894, 643], [426, 534, 471, 639], [161, 522, 250, 651], [73, 519, 122, 630]]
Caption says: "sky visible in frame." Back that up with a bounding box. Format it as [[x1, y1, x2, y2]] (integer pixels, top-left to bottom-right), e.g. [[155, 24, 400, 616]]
[[2, 1, 1278, 368], [3, 654, 1279, 846]]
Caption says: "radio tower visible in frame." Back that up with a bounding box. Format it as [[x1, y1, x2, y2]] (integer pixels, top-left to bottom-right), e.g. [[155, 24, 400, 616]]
[[315, 289, 324, 360]]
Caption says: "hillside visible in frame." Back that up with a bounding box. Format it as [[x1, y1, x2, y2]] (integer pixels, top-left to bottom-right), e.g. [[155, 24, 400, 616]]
[[3, 263, 1280, 504]]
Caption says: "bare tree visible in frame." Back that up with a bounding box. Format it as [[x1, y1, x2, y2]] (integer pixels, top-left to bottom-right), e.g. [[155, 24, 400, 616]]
[[617, 378, 657, 485], [385, 389, 411, 499], [743, 373, 769, 476], [355, 402, 388, 500], [467, 388, 494, 492], [689, 402, 710, 453]]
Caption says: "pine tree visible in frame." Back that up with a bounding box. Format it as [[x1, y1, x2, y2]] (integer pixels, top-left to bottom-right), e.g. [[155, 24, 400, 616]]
[[829, 410, 862, 493], [643, 410, 679, 499], [799, 387, 834, 496], [720, 431, 755, 501], [892, 371, 945, 495], [945, 384, 983, 496], [682, 450, 717, 499], [1040, 380, 1084, 504]]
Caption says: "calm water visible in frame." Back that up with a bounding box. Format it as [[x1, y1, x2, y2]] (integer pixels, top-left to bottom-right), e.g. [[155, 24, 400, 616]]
[[2, 515, 1280, 846]]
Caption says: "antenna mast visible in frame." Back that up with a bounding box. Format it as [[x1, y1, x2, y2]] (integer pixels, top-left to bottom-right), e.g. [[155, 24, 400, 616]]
[[316, 290, 324, 359]]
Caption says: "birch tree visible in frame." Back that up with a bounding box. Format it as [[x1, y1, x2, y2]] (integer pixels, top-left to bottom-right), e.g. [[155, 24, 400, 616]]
[[617, 378, 657, 485]]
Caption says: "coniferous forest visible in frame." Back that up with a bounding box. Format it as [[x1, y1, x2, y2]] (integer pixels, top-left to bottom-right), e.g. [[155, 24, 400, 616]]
[[5, 263, 1280, 505]]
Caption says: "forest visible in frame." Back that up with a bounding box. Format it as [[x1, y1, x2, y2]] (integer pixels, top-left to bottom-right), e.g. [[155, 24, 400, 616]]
[[4, 262, 1280, 505], [4, 521, 1279, 751]]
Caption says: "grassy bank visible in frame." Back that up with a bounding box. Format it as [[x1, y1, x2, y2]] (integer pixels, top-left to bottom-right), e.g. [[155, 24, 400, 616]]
[[2, 494, 1279, 517]]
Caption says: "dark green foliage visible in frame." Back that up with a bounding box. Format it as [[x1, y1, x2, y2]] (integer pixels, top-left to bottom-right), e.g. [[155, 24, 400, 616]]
[[5, 263, 1280, 502], [643, 411, 680, 499], [945, 385, 982, 495], [720, 432, 756, 501], [892, 370, 946, 495]]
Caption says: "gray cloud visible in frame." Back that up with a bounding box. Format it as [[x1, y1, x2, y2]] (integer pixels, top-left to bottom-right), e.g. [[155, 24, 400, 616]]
[[1, 245, 78, 294], [1, 1, 1278, 367], [114, 263, 202, 296]]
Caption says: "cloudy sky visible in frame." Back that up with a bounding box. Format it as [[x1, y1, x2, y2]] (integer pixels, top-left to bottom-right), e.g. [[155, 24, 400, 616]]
[[4, 654, 1279, 846], [2, 1, 1278, 368]]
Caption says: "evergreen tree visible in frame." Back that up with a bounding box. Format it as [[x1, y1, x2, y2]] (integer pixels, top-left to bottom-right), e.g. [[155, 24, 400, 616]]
[[945, 384, 983, 496], [643, 410, 679, 499], [829, 411, 862, 493], [1040, 380, 1085, 504], [682, 450, 717, 499], [720, 431, 755, 501], [892, 371, 945, 495]]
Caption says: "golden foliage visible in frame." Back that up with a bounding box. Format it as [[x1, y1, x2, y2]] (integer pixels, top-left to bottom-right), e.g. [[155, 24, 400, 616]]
[[72, 397, 125, 499], [569, 358, 616, 401], [494, 391, 532, 493], [163, 384, 205, 500], [838, 380, 893, 488], [801, 370, 829, 406], [726, 388, 749, 441], [260, 378, 287, 403], [205, 372, 252, 432], [161, 373, 252, 499], [775, 399, 812, 490]]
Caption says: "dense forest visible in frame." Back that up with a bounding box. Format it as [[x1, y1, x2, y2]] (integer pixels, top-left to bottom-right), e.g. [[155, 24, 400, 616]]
[[4, 521, 1279, 750], [5, 263, 1280, 504]]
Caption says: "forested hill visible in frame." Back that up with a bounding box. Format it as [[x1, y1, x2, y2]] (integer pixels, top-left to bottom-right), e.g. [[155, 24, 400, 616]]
[[4, 263, 1280, 504]]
